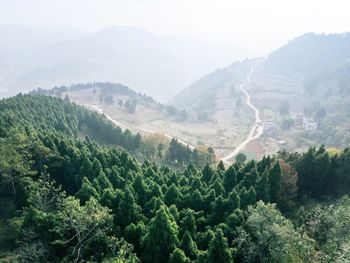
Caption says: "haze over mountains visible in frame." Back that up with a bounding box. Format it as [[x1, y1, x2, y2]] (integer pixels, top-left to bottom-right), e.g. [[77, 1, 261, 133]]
[[174, 32, 350, 107], [2, 1, 350, 261], [1, 24, 350, 154], [171, 32, 350, 153], [265, 32, 350, 78], [0, 25, 241, 101]]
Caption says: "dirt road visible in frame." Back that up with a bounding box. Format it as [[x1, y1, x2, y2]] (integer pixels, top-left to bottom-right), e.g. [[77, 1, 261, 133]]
[[221, 65, 263, 164], [87, 104, 195, 150]]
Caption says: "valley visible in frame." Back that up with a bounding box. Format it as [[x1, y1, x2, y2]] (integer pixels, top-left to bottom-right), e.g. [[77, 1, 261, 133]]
[[58, 60, 320, 164], [2, 7, 350, 261], [26, 33, 350, 165], [60, 79, 254, 162]]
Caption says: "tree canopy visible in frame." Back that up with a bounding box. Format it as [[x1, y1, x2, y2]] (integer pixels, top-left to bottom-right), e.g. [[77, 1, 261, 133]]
[[1, 94, 350, 262]]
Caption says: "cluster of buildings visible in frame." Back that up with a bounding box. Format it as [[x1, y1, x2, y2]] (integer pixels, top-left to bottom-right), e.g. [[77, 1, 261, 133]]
[[293, 113, 318, 130], [261, 110, 318, 151]]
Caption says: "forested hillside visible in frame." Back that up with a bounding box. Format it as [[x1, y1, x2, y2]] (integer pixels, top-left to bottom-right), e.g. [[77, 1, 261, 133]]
[[1, 94, 350, 262], [263, 32, 350, 147], [0, 94, 141, 151], [265, 32, 350, 78], [31, 85, 217, 166]]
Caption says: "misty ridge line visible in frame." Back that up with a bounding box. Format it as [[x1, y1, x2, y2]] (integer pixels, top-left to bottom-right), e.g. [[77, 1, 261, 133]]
[[3, 24, 345, 102], [0, 24, 244, 101]]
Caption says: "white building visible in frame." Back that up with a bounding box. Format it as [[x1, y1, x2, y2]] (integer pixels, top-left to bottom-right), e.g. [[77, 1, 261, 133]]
[[303, 117, 318, 130]]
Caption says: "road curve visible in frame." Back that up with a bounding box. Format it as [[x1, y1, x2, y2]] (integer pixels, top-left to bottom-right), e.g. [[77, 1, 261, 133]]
[[86, 104, 195, 150], [221, 65, 263, 164], [87, 104, 128, 129]]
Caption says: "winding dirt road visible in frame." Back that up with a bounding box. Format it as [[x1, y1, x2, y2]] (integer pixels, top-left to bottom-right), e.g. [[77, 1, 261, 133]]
[[87, 104, 195, 150], [86, 64, 262, 161], [221, 65, 263, 164]]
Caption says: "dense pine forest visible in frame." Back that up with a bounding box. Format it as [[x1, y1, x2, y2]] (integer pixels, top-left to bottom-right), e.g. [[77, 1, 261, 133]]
[[1, 94, 350, 262]]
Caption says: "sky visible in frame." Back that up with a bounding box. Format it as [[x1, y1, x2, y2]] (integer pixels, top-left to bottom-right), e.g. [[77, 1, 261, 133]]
[[1, 0, 350, 56]]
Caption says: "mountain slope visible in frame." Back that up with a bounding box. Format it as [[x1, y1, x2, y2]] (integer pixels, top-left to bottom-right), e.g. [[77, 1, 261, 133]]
[[0, 94, 141, 151], [262, 32, 350, 147], [170, 60, 253, 111], [2, 26, 240, 101], [0, 25, 88, 95], [0, 24, 87, 57], [170, 32, 350, 154], [264, 32, 350, 78]]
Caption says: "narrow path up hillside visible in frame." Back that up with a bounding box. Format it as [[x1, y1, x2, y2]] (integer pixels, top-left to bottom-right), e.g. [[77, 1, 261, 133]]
[[221, 64, 263, 164]]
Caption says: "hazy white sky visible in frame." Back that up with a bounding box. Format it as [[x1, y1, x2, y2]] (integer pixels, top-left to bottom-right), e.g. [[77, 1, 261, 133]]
[[1, 0, 350, 56]]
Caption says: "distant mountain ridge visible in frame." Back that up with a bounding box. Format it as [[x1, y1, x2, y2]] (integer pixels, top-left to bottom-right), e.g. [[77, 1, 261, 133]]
[[173, 32, 350, 108], [0, 25, 240, 101], [264, 32, 350, 78], [0, 25, 88, 94], [0, 24, 88, 55], [262, 32, 350, 96]]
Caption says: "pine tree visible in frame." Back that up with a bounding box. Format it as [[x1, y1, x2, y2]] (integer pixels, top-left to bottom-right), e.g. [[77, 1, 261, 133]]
[[95, 171, 113, 190], [226, 208, 244, 229], [211, 179, 225, 197], [92, 158, 102, 178], [297, 145, 330, 198], [180, 209, 197, 235], [76, 177, 99, 203], [144, 196, 163, 218], [241, 186, 257, 209], [279, 160, 298, 211], [227, 189, 240, 214], [124, 222, 146, 256], [169, 248, 190, 263], [257, 155, 272, 174], [243, 167, 259, 188], [217, 161, 225, 172], [78, 157, 94, 182], [189, 189, 204, 211], [202, 163, 215, 183], [116, 185, 143, 229], [133, 174, 148, 207], [255, 169, 270, 202], [142, 205, 179, 263], [223, 166, 237, 193], [207, 229, 233, 263], [165, 184, 181, 206], [205, 189, 216, 204], [169, 204, 180, 222], [210, 196, 227, 224], [180, 231, 198, 260], [190, 175, 203, 191], [269, 161, 282, 204]]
